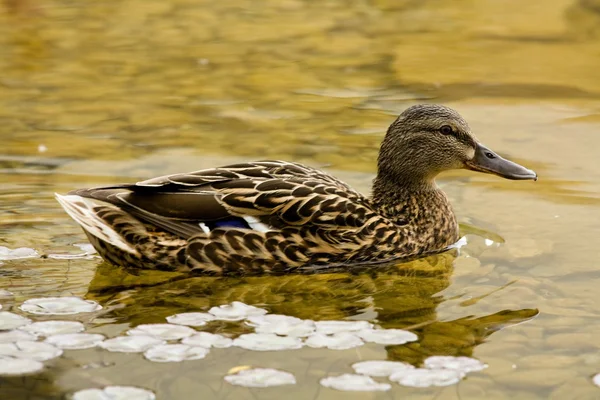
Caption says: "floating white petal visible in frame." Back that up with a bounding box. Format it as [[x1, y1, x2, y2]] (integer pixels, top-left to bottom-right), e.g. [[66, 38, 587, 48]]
[[72, 386, 155, 400], [246, 315, 315, 337], [20, 297, 101, 315], [320, 374, 391, 391], [127, 324, 196, 340], [0, 356, 44, 375], [0, 341, 62, 361], [390, 368, 464, 387], [233, 333, 303, 351], [424, 356, 488, 373], [100, 335, 165, 353], [143, 344, 209, 362], [208, 302, 267, 321], [20, 320, 85, 336], [593, 373, 600, 387], [224, 368, 296, 387], [305, 332, 363, 350], [352, 360, 415, 377], [181, 332, 233, 348], [0, 311, 32, 330], [73, 243, 97, 254], [356, 328, 418, 345], [165, 312, 215, 327], [0, 246, 39, 261], [0, 289, 13, 298], [0, 329, 37, 343], [45, 333, 105, 350], [314, 320, 372, 335]]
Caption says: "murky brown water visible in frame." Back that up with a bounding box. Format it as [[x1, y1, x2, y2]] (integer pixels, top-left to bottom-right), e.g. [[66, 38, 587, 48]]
[[2, 0, 600, 398]]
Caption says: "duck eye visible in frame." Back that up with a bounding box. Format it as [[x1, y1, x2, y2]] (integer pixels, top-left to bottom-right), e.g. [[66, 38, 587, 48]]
[[439, 125, 453, 135]]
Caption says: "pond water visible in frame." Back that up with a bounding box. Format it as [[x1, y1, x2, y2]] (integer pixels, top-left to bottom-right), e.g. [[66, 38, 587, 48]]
[[1, 0, 600, 398]]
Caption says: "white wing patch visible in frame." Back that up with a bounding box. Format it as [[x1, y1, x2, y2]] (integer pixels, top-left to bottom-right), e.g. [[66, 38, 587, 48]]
[[55, 194, 137, 254], [198, 222, 211, 233], [243, 216, 271, 232]]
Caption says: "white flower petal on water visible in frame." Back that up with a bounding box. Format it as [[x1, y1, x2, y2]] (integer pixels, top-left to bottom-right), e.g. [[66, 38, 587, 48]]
[[20, 297, 101, 315], [73, 243, 97, 254], [305, 332, 363, 350], [181, 332, 232, 348], [45, 333, 105, 350], [0, 329, 37, 343], [72, 386, 155, 400], [0, 341, 62, 361], [127, 324, 196, 340], [0, 289, 14, 298], [232, 333, 303, 351], [208, 302, 267, 321], [0, 356, 43, 375], [20, 320, 85, 337], [314, 320, 372, 335], [99, 335, 165, 353], [143, 344, 209, 362], [424, 356, 488, 373], [356, 328, 418, 345], [224, 368, 296, 387], [390, 368, 464, 387], [320, 374, 391, 391], [351, 360, 415, 377], [0, 246, 39, 261], [0, 311, 32, 330], [593, 373, 600, 387], [246, 315, 315, 337], [165, 312, 214, 327]]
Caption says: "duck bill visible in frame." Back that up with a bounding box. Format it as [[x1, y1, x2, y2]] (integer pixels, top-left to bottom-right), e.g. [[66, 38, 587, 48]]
[[465, 143, 537, 181]]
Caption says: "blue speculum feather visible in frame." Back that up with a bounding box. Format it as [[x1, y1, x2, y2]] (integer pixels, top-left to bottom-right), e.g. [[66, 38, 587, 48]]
[[208, 217, 250, 230]]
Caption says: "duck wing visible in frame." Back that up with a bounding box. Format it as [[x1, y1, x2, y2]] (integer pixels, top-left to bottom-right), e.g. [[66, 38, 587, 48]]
[[71, 161, 372, 240]]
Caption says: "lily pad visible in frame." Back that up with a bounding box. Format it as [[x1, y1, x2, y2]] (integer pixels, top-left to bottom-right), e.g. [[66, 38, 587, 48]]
[[181, 332, 233, 348], [233, 333, 303, 351], [356, 328, 418, 345], [166, 312, 215, 327], [424, 356, 488, 373], [0, 329, 37, 343], [390, 368, 464, 387], [320, 374, 391, 391], [0, 312, 32, 330], [208, 302, 267, 321], [304, 332, 363, 350], [351, 360, 415, 377], [20, 297, 102, 315], [246, 315, 315, 337], [224, 368, 296, 388], [71, 386, 155, 400], [100, 335, 165, 353], [0, 356, 44, 375], [314, 320, 372, 335], [20, 320, 85, 336], [0, 341, 62, 361], [127, 324, 196, 340], [143, 344, 209, 362], [45, 333, 105, 350], [0, 246, 39, 261]]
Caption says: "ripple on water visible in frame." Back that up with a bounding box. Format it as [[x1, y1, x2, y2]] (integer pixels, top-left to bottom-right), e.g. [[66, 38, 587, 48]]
[[320, 374, 391, 391], [224, 368, 296, 388], [20, 297, 102, 315], [71, 386, 156, 400]]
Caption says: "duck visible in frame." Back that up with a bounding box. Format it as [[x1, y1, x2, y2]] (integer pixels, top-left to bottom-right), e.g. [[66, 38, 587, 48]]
[[56, 104, 537, 275]]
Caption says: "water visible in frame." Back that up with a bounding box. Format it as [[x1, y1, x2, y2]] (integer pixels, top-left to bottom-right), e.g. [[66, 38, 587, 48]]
[[1, 0, 600, 398]]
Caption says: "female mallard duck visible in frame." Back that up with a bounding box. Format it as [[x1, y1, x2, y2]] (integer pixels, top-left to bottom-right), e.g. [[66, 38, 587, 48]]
[[56, 104, 536, 274]]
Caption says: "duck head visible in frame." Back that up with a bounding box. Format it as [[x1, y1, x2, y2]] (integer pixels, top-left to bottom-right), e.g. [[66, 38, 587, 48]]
[[377, 104, 537, 186]]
